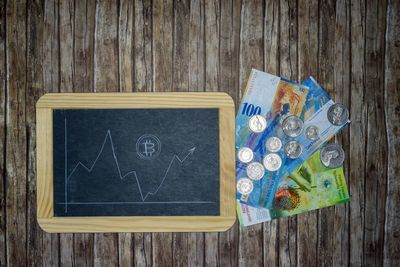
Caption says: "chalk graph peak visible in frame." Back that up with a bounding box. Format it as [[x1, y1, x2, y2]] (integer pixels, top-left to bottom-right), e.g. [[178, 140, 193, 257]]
[[64, 121, 199, 212]]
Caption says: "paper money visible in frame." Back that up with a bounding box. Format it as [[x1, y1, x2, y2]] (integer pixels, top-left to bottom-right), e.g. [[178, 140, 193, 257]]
[[236, 69, 309, 208], [236, 72, 350, 209], [237, 150, 350, 226]]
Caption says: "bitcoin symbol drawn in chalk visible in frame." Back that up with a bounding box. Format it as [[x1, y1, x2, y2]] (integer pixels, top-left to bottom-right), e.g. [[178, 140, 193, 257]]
[[136, 134, 161, 160]]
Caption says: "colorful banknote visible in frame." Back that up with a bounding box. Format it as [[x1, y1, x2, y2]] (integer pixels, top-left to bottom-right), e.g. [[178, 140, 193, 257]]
[[237, 150, 350, 226], [236, 70, 309, 207], [236, 70, 350, 210]]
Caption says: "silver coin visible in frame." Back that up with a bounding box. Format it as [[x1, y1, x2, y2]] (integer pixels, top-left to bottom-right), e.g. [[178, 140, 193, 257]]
[[282, 115, 303, 137], [237, 178, 254, 195], [237, 147, 254, 163], [248, 115, 267, 133], [305, 125, 320, 141], [284, 141, 303, 159], [246, 162, 265, 180], [263, 153, 282, 172], [320, 143, 345, 168], [265, 136, 282, 152], [327, 103, 349, 126]]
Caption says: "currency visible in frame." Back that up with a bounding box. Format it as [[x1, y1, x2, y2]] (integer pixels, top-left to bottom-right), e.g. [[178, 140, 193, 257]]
[[263, 153, 282, 172], [237, 178, 254, 195], [236, 71, 350, 211], [320, 143, 345, 168], [284, 141, 303, 159], [246, 162, 265, 180], [305, 125, 319, 141], [237, 150, 350, 226], [248, 115, 267, 133], [327, 103, 349, 126], [265, 136, 282, 152], [282, 115, 303, 137], [237, 147, 254, 163]]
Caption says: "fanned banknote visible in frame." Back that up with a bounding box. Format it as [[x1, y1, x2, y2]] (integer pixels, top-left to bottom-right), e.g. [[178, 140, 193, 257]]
[[236, 70, 350, 209]]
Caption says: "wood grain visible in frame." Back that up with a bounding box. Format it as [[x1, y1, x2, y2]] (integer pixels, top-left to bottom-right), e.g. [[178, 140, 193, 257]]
[[1, 0, 399, 265], [238, 1, 264, 266], [384, 0, 400, 265]]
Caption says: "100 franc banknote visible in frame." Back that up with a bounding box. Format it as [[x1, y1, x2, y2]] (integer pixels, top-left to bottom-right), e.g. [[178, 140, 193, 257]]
[[236, 69, 309, 207]]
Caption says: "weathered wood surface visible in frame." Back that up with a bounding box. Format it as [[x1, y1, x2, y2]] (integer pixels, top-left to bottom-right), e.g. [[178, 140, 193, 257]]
[[0, 0, 399, 266]]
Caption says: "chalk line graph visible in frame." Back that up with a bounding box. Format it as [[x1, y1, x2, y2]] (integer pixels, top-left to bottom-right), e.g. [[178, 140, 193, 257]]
[[61, 117, 214, 213]]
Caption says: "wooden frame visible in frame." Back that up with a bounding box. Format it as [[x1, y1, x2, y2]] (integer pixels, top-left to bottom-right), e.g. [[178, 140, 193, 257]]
[[36, 92, 236, 233]]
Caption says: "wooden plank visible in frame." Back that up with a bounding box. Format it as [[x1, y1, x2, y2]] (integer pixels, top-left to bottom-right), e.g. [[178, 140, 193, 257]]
[[42, 0, 60, 265], [218, 0, 241, 266], [316, 1, 336, 266], [93, 0, 119, 265], [118, 1, 134, 265], [5, 0, 28, 265], [153, 0, 173, 92], [296, 0, 318, 266], [149, 2, 187, 264], [349, 0, 367, 265], [188, 0, 205, 266], [204, 0, 219, 265], [134, 233, 152, 267], [278, 0, 298, 266], [0, 0, 6, 265], [383, 0, 400, 265], [172, 1, 190, 264], [332, 0, 351, 266], [172, 0, 190, 92], [133, 1, 153, 264], [134, 0, 152, 92], [363, 0, 388, 266], [118, 0, 133, 93], [94, 0, 118, 92], [73, 0, 95, 92], [72, 0, 96, 265], [59, 0, 74, 264], [26, 1, 45, 265], [238, 1, 264, 266], [263, 1, 279, 266]]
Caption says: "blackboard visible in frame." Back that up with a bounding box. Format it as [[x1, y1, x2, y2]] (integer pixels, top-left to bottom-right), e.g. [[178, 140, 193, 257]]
[[53, 109, 220, 216]]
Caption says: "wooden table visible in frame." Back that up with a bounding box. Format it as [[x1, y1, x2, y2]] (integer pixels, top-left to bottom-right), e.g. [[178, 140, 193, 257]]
[[1, 0, 399, 266]]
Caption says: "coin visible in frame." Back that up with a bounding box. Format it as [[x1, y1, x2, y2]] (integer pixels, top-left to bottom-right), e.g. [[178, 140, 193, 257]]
[[284, 141, 303, 159], [263, 153, 282, 172], [320, 143, 345, 168], [327, 103, 349, 126], [248, 115, 267, 133], [246, 162, 265, 180], [265, 136, 282, 152], [237, 147, 254, 163], [305, 125, 320, 141], [237, 178, 254, 195], [282, 115, 303, 137]]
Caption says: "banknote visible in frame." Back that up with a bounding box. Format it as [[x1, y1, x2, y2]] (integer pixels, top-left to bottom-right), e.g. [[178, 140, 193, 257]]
[[236, 71, 350, 209], [236, 69, 309, 207], [237, 150, 350, 226]]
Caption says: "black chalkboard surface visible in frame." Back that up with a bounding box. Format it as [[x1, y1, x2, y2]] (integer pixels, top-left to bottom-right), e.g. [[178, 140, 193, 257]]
[[53, 109, 220, 216]]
